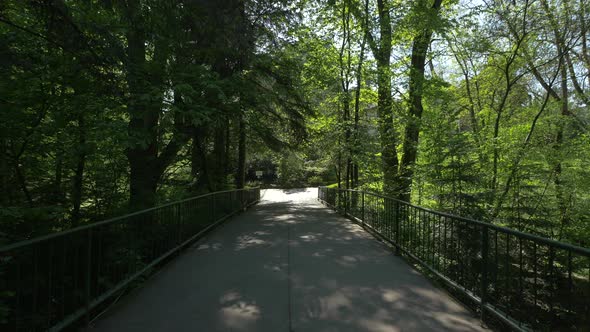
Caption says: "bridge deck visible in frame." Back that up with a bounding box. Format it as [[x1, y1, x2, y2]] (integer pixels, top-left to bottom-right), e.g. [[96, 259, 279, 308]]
[[91, 189, 486, 332]]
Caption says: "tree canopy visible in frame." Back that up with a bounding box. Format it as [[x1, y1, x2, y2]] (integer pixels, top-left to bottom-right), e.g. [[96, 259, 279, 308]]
[[1, 0, 589, 250]]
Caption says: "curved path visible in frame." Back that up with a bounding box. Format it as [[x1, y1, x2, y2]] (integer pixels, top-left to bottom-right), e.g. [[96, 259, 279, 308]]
[[91, 188, 487, 332]]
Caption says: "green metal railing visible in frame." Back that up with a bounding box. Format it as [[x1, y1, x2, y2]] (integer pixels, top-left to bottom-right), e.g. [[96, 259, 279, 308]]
[[0, 188, 260, 331], [319, 187, 590, 331]]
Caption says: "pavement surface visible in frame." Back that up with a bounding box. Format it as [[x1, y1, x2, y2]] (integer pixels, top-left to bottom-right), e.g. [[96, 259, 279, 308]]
[[91, 188, 487, 332]]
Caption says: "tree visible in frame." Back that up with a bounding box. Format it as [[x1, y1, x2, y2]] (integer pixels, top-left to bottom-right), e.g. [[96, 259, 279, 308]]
[[398, 0, 443, 202]]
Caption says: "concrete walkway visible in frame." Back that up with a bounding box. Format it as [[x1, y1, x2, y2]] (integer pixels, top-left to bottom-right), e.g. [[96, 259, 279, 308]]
[[91, 189, 487, 332]]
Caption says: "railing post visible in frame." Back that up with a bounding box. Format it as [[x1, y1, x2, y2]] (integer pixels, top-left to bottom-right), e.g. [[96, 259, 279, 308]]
[[344, 190, 348, 216], [85, 228, 92, 327], [333, 189, 336, 208], [330, 188, 334, 206], [394, 200, 400, 256], [480, 226, 489, 322], [361, 191, 365, 224]]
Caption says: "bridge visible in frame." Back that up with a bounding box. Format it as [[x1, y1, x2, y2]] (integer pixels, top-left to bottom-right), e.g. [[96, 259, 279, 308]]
[[1, 188, 589, 331]]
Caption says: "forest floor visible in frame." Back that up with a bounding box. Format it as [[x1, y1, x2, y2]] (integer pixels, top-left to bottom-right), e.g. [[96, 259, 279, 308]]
[[90, 188, 487, 331]]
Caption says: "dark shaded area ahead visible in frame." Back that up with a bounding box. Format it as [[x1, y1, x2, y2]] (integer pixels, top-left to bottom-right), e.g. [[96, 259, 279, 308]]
[[91, 189, 486, 331]]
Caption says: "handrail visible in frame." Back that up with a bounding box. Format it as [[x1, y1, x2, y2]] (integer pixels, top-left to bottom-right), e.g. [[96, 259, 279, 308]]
[[0, 187, 261, 331], [318, 186, 590, 331], [0, 188, 256, 252], [331, 188, 590, 256]]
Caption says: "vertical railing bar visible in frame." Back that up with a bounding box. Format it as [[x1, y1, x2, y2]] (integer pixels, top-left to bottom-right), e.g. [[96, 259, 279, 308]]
[[410, 204, 416, 252], [387, 198, 391, 239], [459, 220, 464, 285], [344, 190, 348, 216], [373, 197, 376, 229], [402, 201, 406, 249], [416, 208, 420, 260], [432, 213, 436, 270], [212, 194, 216, 222], [548, 246, 555, 325], [361, 191, 365, 224], [407, 204, 411, 252], [567, 251, 572, 315], [375, 196, 379, 230], [377, 197, 380, 230], [443, 216, 448, 276], [519, 237, 523, 325], [379, 198, 388, 231], [393, 201, 397, 243], [481, 225, 489, 322], [407, 203, 411, 251], [414, 208, 426, 260], [60, 236, 66, 321], [416, 207, 421, 260], [586, 258, 589, 322], [15, 254, 21, 331], [85, 228, 92, 327], [176, 204, 181, 245], [533, 242, 538, 308], [432, 214, 436, 270], [427, 209, 430, 263], [422, 211, 433, 266], [73, 234, 80, 315], [47, 241, 54, 329], [430, 212, 434, 268], [505, 233, 510, 312], [449, 218, 459, 282], [404, 204, 408, 250], [395, 200, 400, 255], [494, 230, 498, 298], [426, 211, 431, 265], [32, 244, 38, 324], [398, 201, 407, 248], [437, 214, 442, 271], [387, 198, 390, 238], [439, 215, 443, 272], [422, 211, 432, 266]]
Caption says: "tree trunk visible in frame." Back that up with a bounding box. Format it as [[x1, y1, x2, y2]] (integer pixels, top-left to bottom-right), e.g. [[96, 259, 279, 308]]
[[128, 159, 159, 209], [398, 0, 442, 202], [191, 128, 213, 192], [236, 114, 246, 189], [540, 0, 572, 226], [126, 58, 160, 208], [0, 137, 8, 204], [211, 123, 228, 191], [124, 0, 166, 210], [71, 114, 86, 226], [338, 1, 352, 190], [353, 22, 367, 189], [375, 0, 399, 197], [554, 45, 569, 226], [335, 164, 341, 188], [14, 160, 32, 206], [225, 120, 231, 175], [54, 140, 64, 204]]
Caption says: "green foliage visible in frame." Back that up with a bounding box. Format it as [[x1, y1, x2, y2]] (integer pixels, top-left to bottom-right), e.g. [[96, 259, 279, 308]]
[[0, 0, 589, 251], [0, 0, 311, 240]]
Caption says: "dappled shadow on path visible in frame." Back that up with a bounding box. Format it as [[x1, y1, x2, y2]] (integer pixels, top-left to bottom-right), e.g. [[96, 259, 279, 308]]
[[92, 189, 485, 332]]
